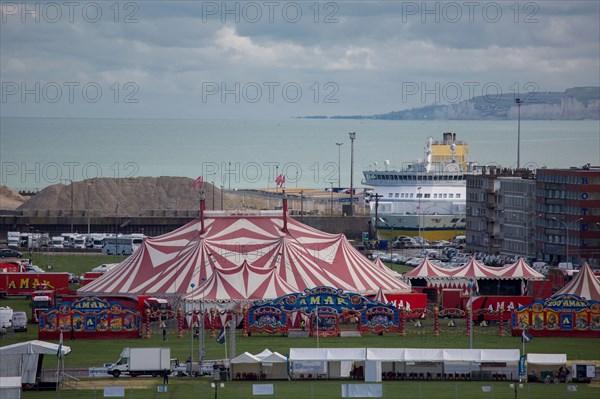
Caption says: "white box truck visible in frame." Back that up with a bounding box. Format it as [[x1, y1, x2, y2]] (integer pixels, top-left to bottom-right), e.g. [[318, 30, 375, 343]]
[[7, 232, 20, 248], [107, 347, 171, 378]]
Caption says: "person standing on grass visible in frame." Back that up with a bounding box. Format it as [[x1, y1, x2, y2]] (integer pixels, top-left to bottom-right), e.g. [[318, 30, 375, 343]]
[[163, 368, 169, 385]]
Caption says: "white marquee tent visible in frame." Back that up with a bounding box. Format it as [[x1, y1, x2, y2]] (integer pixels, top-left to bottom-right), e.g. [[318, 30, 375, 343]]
[[0, 340, 71, 385]]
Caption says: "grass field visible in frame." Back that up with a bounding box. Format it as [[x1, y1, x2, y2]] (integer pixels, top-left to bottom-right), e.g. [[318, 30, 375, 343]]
[[19, 379, 600, 399], [2, 254, 599, 398]]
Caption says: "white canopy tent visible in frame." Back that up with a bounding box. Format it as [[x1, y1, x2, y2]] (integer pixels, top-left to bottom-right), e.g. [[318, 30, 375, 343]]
[[289, 348, 366, 379], [230, 352, 261, 379], [526, 353, 568, 382], [255, 349, 274, 361], [0, 376, 21, 399], [364, 348, 520, 381], [0, 340, 71, 385], [526, 353, 567, 365], [259, 352, 288, 380]]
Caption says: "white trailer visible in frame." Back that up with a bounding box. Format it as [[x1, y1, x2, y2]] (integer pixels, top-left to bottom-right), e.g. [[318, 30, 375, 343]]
[[73, 235, 89, 249], [51, 236, 65, 248], [107, 347, 171, 378], [7, 232, 20, 248]]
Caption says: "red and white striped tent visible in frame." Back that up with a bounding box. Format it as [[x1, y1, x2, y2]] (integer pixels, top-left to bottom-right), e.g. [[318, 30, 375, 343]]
[[496, 257, 545, 280], [403, 258, 450, 280], [403, 257, 498, 290], [372, 256, 404, 280], [447, 257, 501, 279], [373, 287, 390, 304], [80, 213, 411, 307], [553, 262, 600, 301], [403, 257, 544, 292]]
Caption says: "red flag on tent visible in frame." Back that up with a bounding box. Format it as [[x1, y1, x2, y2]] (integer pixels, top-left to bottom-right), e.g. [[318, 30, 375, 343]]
[[192, 176, 204, 189], [275, 174, 285, 187]]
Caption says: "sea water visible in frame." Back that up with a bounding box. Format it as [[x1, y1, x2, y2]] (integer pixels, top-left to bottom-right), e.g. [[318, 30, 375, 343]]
[[1, 117, 598, 191]]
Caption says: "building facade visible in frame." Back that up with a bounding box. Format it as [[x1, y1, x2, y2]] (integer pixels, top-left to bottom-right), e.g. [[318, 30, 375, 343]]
[[535, 166, 600, 267], [497, 177, 537, 259]]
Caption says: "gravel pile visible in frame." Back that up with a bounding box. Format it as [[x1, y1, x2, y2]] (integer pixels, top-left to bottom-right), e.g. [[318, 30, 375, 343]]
[[17, 177, 221, 216], [0, 185, 27, 210]]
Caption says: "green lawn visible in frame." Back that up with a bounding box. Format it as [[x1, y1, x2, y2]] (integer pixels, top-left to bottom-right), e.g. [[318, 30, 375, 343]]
[[20, 379, 600, 399], [27, 252, 127, 276], [2, 255, 599, 398]]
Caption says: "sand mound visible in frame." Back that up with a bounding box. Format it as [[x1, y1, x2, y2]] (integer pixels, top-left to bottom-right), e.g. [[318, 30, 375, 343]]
[[18, 177, 221, 216], [0, 185, 27, 210]]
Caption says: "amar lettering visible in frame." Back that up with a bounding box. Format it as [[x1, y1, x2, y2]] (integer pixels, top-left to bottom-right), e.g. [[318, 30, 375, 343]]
[[7, 278, 55, 290]]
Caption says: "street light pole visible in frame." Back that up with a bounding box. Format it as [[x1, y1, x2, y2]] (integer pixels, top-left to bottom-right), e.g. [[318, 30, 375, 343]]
[[515, 98, 523, 169], [199, 277, 206, 378], [330, 183, 334, 216], [189, 283, 195, 373], [336, 142, 343, 189], [468, 277, 475, 349], [220, 185, 224, 210], [417, 187, 422, 242], [348, 133, 356, 215], [552, 217, 583, 265], [87, 182, 91, 235]]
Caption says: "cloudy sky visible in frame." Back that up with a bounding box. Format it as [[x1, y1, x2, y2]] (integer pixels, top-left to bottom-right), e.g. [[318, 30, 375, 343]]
[[1, 1, 599, 118]]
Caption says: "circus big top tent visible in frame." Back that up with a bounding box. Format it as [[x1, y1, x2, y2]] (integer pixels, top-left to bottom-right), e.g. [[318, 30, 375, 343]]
[[553, 262, 600, 301], [79, 211, 411, 308]]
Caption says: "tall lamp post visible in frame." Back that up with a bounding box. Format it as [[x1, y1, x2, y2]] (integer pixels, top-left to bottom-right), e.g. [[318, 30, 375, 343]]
[[199, 277, 207, 377], [552, 217, 583, 265], [220, 185, 224, 210], [348, 132, 356, 215], [189, 283, 195, 374], [417, 187, 422, 242], [515, 98, 523, 169], [468, 277, 475, 350], [336, 142, 343, 189], [86, 181, 94, 235], [60, 179, 74, 233]]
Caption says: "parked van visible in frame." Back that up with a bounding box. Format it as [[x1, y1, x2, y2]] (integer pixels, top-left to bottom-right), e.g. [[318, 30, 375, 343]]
[[12, 311, 27, 332], [0, 306, 14, 329]]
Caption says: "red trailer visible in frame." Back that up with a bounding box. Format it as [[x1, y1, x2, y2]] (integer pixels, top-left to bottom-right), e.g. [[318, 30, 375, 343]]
[[0, 260, 25, 273], [31, 290, 57, 323], [78, 272, 104, 287], [0, 272, 70, 297]]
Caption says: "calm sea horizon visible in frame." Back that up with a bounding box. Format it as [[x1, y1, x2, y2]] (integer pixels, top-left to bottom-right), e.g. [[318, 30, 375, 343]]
[[1, 117, 599, 191]]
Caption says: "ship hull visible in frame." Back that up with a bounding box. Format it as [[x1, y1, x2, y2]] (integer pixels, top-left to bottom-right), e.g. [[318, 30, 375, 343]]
[[374, 214, 465, 241]]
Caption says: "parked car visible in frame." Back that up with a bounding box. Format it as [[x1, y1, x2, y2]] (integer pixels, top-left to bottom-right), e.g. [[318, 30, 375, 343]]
[[0, 249, 22, 258], [12, 311, 28, 332], [25, 265, 46, 273]]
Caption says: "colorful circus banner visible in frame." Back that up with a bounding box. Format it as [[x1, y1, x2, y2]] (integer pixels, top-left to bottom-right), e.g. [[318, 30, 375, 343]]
[[246, 286, 402, 336], [38, 296, 141, 339], [511, 294, 600, 338]]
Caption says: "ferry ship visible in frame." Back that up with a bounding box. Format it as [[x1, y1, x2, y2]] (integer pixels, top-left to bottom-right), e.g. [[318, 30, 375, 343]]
[[362, 133, 478, 242]]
